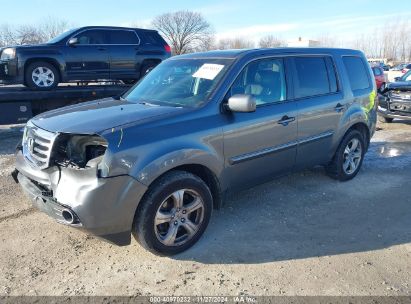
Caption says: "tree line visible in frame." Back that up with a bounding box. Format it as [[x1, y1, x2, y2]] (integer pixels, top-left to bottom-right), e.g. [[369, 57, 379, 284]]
[[1, 11, 410, 62]]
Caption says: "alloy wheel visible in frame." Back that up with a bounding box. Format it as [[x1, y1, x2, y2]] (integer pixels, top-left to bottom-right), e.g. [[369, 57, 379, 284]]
[[342, 138, 362, 175], [32, 67, 55, 88], [154, 189, 205, 247]]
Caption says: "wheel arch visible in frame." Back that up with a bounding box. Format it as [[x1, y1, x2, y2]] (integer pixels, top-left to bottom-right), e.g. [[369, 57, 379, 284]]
[[138, 163, 223, 211], [345, 122, 370, 151], [24, 58, 62, 83]]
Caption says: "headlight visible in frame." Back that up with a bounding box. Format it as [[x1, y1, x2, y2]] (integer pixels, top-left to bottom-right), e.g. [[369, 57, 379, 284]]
[[0, 48, 16, 60], [54, 134, 108, 168]]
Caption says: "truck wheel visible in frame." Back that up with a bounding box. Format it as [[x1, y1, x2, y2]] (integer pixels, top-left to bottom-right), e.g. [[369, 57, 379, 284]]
[[132, 171, 213, 256], [326, 130, 365, 181], [378, 115, 393, 123], [25, 61, 59, 90]]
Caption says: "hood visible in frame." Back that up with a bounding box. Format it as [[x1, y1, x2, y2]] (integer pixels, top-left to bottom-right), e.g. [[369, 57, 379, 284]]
[[31, 98, 184, 134], [384, 81, 411, 92]]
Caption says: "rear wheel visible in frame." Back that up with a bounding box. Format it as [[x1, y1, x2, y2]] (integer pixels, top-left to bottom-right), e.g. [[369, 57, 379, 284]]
[[25, 61, 59, 90], [326, 130, 365, 181], [132, 171, 213, 256]]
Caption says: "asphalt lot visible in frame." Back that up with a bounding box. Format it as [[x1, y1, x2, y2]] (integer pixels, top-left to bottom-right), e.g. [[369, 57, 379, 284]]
[[0, 120, 410, 296]]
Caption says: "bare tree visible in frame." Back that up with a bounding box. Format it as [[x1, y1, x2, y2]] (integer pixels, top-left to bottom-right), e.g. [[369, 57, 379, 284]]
[[152, 10, 213, 55], [40, 17, 69, 41], [16, 24, 43, 45], [258, 35, 285, 48], [217, 37, 255, 50], [0, 24, 17, 47], [315, 33, 338, 48]]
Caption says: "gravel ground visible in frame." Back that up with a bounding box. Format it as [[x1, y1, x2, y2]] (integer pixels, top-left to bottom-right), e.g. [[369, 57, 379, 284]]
[[0, 121, 410, 296]]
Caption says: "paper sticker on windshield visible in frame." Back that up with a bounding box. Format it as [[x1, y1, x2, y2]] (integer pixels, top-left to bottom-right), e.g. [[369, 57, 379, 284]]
[[192, 64, 224, 80]]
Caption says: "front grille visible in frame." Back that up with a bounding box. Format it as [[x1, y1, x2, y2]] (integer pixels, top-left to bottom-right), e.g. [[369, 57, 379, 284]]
[[22, 121, 58, 169]]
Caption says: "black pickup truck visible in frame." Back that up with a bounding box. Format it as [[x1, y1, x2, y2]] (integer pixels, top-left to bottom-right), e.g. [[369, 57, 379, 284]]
[[378, 70, 411, 123], [0, 26, 171, 90]]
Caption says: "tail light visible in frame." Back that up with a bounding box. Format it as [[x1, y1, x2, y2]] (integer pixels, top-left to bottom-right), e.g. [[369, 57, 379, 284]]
[[401, 69, 406, 73], [164, 44, 171, 53]]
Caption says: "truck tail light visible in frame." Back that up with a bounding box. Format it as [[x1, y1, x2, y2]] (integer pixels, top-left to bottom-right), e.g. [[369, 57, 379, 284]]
[[164, 44, 171, 53]]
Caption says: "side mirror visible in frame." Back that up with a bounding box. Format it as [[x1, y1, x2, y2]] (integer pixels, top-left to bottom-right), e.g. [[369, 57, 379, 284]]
[[394, 77, 401, 82], [227, 94, 256, 113], [68, 37, 78, 46]]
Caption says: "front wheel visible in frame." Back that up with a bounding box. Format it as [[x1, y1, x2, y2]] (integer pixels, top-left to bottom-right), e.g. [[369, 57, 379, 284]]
[[132, 171, 213, 256], [326, 130, 365, 181], [25, 61, 59, 90]]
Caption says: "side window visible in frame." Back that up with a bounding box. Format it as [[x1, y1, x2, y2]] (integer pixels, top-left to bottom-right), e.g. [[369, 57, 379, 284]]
[[109, 30, 139, 44], [142, 31, 163, 45], [75, 30, 107, 45], [342, 56, 371, 91], [293, 56, 335, 98], [228, 58, 287, 106]]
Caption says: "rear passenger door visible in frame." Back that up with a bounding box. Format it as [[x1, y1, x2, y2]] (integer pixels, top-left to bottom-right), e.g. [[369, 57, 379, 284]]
[[290, 56, 344, 169], [106, 29, 140, 80]]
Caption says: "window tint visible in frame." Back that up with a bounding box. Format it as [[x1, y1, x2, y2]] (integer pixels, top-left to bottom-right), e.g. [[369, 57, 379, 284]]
[[343, 56, 371, 91], [325, 57, 338, 93], [293, 57, 333, 98], [229, 58, 287, 106], [142, 31, 164, 45], [109, 30, 139, 44], [75, 30, 107, 45]]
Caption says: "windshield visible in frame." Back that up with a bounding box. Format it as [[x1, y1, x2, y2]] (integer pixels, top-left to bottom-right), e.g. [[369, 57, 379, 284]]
[[123, 58, 234, 107], [401, 70, 411, 82], [47, 28, 78, 44]]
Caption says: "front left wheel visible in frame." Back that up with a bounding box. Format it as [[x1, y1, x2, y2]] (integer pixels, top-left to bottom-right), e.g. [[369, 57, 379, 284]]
[[132, 171, 213, 256], [25, 61, 59, 90]]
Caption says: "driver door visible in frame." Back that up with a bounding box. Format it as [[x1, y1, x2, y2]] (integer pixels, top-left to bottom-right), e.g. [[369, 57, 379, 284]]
[[222, 57, 298, 190]]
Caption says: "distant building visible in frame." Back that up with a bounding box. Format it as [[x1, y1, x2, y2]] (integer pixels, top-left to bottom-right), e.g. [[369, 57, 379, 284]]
[[287, 37, 320, 47]]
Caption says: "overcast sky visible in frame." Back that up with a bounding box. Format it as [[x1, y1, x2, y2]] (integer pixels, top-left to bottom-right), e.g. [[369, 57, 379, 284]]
[[4, 0, 411, 42]]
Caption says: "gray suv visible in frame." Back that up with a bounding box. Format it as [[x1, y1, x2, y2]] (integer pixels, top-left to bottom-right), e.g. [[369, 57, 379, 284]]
[[14, 48, 377, 255]]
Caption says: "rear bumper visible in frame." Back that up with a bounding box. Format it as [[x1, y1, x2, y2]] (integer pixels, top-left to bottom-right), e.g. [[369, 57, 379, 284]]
[[14, 150, 148, 246]]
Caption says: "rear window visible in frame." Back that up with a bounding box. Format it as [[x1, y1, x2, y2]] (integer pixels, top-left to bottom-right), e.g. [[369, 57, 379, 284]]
[[142, 31, 165, 45], [343, 56, 371, 91], [293, 56, 338, 98], [108, 30, 139, 44]]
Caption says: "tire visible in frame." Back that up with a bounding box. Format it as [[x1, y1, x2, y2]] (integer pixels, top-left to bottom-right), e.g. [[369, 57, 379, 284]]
[[378, 115, 393, 123], [140, 63, 156, 78], [326, 130, 366, 181], [122, 79, 137, 85], [25, 61, 59, 90], [132, 170, 213, 256]]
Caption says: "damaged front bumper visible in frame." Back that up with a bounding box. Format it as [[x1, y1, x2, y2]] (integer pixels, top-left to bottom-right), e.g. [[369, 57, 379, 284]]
[[378, 92, 411, 120], [14, 150, 147, 246]]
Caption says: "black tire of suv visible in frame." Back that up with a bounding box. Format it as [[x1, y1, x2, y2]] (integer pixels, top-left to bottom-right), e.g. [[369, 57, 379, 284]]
[[140, 63, 156, 77], [25, 61, 59, 90], [132, 170, 213, 256], [378, 115, 393, 123], [325, 129, 366, 181]]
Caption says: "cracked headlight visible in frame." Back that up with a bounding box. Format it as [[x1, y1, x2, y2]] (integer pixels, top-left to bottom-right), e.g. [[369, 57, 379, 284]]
[[54, 134, 108, 169], [0, 48, 16, 60]]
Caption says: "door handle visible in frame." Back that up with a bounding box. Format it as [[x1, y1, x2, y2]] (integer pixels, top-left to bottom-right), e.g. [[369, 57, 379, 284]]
[[97, 47, 106, 51], [335, 103, 345, 112], [277, 115, 295, 126]]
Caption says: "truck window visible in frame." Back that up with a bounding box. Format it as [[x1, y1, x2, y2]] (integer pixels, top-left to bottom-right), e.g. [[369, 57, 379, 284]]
[[343, 56, 371, 91], [229, 58, 287, 106], [75, 30, 107, 45], [293, 56, 335, 98], [108, 30, 139, 44]]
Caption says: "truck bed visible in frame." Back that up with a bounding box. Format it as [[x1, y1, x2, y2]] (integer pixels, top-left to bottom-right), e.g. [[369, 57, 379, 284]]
[[0, 83, 131, 125]]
